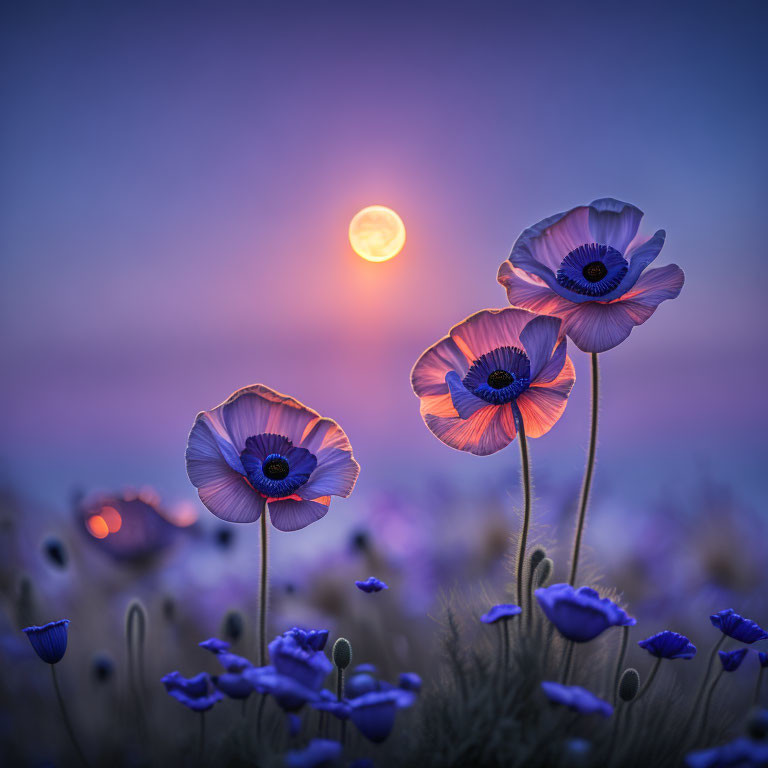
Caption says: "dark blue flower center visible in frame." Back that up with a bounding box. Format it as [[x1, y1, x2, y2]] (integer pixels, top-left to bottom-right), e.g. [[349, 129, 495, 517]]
[[556, 243, 628, 297], [463, 346, 530, 404], [240, 434, 317, 498]]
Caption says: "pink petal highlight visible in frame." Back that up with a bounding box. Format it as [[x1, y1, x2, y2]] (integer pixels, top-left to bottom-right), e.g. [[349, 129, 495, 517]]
[[300, 416, 354, 455], [515, 356, 575, 438], [449, 308, 536, 361], [497, 262, 577, 316], [423, 401, 517, 456], [268, 497, 330, 532], [410, 335, 469, 397]]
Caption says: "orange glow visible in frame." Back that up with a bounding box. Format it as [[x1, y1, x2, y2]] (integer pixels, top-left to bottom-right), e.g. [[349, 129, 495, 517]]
[[99, 506, 122, 533], [349, 205, 406, 262], [86, 515, 109, 539]]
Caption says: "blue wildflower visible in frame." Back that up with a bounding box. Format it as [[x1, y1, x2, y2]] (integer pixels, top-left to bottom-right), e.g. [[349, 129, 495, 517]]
[[685, 737, 768, 768], [199, 637, 230, 654], [719, 648, 749, 672], [480, 604, 522, 624], [348, 689, 416, 743], [284, 627, 330, 652], [345, 670, 383, 699], [355, 577, 388, 593], [638, 631, 696, 660], [312, 693, 351, 721], [216, 652, 253, 672], [284, 738, 342, 768], [710, 610, 768, 644], [541, 682, 613, 717], [22, 620, 70, 664], [398, 673, 422, 692], [535, 584, 635, 642], [244, 667, 321, 711], [212, 652, 254, 699], [161, 671, 224, 711]]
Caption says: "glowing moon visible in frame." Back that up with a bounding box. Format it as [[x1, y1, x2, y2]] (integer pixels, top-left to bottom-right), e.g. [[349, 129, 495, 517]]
[[349, 205, 406, 262]]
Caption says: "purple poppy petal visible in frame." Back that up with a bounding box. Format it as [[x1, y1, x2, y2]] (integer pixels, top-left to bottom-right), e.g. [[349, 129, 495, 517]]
[[612, 229, 667, 294], [497, 262, 579, 316], [519, 315, 562, 381], [511, 205, 592, 274], [587, 198, 643, 254], [186, 417, 266, 523], [410, 335, 470, 397], [299, 416, 354, 456], [560, 300, 639, 353], [619, 263, 685, 310], [535, 338, 567, 385], [423, 400, 516, 456], [220, 385, 320, 452], [515, 357, 575, 438], [297, 448, 360, 499], [445, 371, 487, 419], [449, 308, 536, 360], [268, 497, 330, 532]]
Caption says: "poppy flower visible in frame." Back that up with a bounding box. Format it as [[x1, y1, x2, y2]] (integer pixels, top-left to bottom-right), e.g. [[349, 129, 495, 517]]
[[199, 637, 230, 654], [710, 609, 768, 644], [638, 631, 696, 660], [284, 627, 330, 651], [22, 620, 70, 664], [541, 681, 612, 717], [284, 738, 343, 768], [161, 671, 224, 711], [411, 308, 575, 455], [480, 604, 522, 624], [355, 577, 388, 593], [186, 385, 359, 531], [719, 648, 749, 672], [348, 689, 416, 743], [497, 198, 684, 353], [244, 667, 321, 711], [535, 584, 635, 642]]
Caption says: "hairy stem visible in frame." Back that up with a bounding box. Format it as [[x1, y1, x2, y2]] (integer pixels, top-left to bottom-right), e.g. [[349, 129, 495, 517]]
[[51, 665, 91, 768], [503, 618, 510, 670], [259, 509, 269, 667], [684, 635, 725, 734], [337, 667, 346, 745], [699, 670, 724, 741], [568, 352, 599, 586], [511, 402, 531, 607], [562, 640, 575, 685], [612, 626, 630, 703]]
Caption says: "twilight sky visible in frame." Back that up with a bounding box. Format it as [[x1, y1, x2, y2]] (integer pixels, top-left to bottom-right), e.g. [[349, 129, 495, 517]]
[[2, 1, 767, 528]]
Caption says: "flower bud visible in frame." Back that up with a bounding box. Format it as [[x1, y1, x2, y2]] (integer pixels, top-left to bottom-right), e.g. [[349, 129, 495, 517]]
[[333, 637, 353, 670], [618, 668, 640, 702], [535, 558, 553, 588]]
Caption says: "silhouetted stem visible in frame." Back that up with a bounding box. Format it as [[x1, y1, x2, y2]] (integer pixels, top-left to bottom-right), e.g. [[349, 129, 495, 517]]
[[199, 712, 206, 754], [337, 667, 347, 745], [684, 635, 725, 734], [612, 627, 629, 703], [635, 657, 661, 702], [259, 509, 269, 667], [562, 640, 575, 685], [51, 665, 91, 768], [511, 402, 531, 607], [699, 669, 723, 740], [503, 618, 510, 670], [756, 666, 765, 705], [568, 352, 599, 586]]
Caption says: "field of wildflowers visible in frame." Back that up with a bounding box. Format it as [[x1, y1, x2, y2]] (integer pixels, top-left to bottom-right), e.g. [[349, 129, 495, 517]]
[[2, 198, 767, 767]]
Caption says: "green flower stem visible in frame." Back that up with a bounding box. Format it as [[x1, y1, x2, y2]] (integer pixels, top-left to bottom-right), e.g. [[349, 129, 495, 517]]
[[612, 626, 630, 703], [511, 402, 531, 607], [51, 665, 91, 768], [568, 352, 599, 586]]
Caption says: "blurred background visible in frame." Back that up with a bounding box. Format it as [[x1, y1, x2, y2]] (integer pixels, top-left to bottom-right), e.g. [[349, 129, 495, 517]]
[[1, 0, 767, 763]]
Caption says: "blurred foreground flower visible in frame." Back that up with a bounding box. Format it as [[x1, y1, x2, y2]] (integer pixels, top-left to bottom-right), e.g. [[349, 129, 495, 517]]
[[284, 738, 342, 768], [685, 737, 768, 768], [497, 198, 684, 353], [541, 681, 612, 717], [161, 672, 224, 711], [411, 308, 574, 455], [480, 604, 522, 624]]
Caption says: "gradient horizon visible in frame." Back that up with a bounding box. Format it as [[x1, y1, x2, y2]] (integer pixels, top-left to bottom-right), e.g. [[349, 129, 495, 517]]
[[2, 1, 766, 533]]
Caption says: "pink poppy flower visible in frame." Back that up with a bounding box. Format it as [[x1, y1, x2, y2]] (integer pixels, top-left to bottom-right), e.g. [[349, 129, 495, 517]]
[[411, 308, 575, 455], [497, 198, 684, 352], [185, 385, 359, 531]]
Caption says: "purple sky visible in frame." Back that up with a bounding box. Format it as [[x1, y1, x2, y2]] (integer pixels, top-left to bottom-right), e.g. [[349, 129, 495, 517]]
[[2, 1, 767, 526]]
